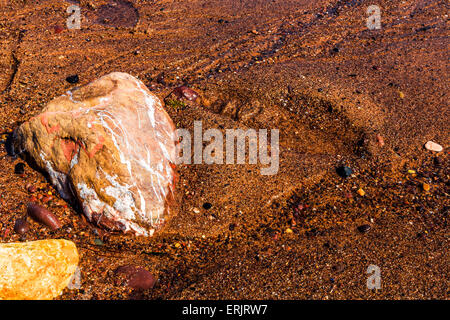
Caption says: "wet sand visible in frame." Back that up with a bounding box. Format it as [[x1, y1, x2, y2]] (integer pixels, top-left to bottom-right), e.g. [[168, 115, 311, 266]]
[[0, 0, 448, 299]]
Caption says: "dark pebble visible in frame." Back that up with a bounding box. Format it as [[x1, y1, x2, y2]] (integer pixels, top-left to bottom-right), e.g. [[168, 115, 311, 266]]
[[433, 157, 443, 167], [5, 130, 18, 157], [336, 166, 353, 178], [357, 224, 371, 233], [14, 218, 29, 235], [95, 1, 139, 28], [202, 202, 212, 210], [156, 73, 165, 85], [332, 263, 345, 273], [14, 162, 25, 174], [114, 265, 156, 290], [27, 202, 62, 230], [66, 75, 79, 84]]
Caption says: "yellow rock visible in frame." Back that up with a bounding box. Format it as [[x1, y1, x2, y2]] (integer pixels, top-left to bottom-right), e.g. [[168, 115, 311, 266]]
[[0, 239, 79, 300], [357, 188, 366, 196]]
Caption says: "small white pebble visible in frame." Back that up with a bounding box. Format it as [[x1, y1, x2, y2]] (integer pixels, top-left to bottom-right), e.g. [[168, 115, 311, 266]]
[[425, 141, 443, 152]]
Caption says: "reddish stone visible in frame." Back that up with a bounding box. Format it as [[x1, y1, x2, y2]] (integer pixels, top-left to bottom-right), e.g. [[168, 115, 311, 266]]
[[14, 218, 29, 235], [27, 202, 61, 230], [42, 195, 53, 203], [173, 86, 199, 102], [53, 25, 64, 34], [114, 265, 156, 290], [376, 134, 385, 147]]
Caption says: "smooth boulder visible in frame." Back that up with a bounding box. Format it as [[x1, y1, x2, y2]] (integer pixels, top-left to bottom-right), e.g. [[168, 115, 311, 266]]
[[12, 72, 178, 236]]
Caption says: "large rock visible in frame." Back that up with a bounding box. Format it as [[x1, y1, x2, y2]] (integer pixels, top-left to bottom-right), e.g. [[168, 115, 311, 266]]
[[0, 239, 79, 300], [13, 72, 178, 236]]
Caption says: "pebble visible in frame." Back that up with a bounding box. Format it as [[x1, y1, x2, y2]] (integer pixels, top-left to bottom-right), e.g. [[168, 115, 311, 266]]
[[332, 263, 345, 273], [26, 184, 37, 193], [285, 228, 293, 234], [376, 134, 385, 147], [433, 157, 443, 167], [336, 166, 353, 178], [66, 75, 79, 84], [114, 265, 156, 290], [357, 188, 366, 196], [357, 224, 371, 233], [27, 202, 62, 231], [202, 202, 212, 210], [53, 25, 64, 34], [422, 183, 431, 192], [14, 218, 29, 235], [424, 141, 443, 152], [173, 86, 199, 102], [14, 163, 25, 174], [94, 238, 104, 246], [42, 195, 53, 203]]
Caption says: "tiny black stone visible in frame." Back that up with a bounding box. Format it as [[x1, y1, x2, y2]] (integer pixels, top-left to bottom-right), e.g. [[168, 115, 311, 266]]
[[336, 166, 352, 178], [357, 224, 371, 233], [5, 130, 17, 157], [433, 157, 443, 167], [202, 202, 212, 210], [332, 263, 345, 273], [66, 74, 79, 84], [14, 162, 25, 174]]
